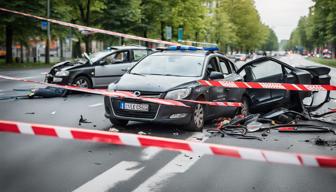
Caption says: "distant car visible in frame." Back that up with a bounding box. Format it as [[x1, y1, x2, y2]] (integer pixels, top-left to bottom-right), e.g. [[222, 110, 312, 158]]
[[46, 46, 153, 88], [234, 54, 247, 62], [104, 46, 244, 131], [237, 57, 331, 114]]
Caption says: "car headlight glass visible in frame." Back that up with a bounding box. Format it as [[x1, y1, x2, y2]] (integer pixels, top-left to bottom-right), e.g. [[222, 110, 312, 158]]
[[55, 71, 69, 77], [165, 88, 191, 100]]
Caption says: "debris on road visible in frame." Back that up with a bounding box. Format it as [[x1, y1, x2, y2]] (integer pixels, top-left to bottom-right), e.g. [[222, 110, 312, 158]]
[[25, 112, 35, 115], [138, 131, 147, 135], [78, 115, 92, 125], [314, 138, 336, 146], [50, 111, 56, 115], [109, 128, 119, 132]]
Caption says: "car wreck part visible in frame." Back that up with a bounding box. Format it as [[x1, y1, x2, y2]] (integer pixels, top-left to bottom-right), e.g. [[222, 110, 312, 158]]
[[311, 108, 336, 118], [314, 138, 336, 146], [278, 127, 336, 134], [1, 119, 336, 168]]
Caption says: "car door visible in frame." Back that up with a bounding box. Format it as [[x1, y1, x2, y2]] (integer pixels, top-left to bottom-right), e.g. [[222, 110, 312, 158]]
[[238, 58, 290, 112], [94, 50, 134, 87], [205, 56, 228, 117]]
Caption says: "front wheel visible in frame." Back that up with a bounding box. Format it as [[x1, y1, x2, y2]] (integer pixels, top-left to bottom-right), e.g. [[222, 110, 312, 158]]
[[184, 104, 204, 132], [73, 76, 93, 88]]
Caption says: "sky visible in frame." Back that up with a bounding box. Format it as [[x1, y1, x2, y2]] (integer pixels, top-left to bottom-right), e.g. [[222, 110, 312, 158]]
[[254, 0, 314, 41]]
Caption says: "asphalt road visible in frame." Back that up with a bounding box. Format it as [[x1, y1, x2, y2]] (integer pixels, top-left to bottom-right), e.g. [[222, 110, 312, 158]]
[[0, 55, 335, 192]]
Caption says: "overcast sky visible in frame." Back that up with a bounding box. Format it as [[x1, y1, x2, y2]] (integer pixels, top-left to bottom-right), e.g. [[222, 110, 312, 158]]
[[254, 0, 314, 41]]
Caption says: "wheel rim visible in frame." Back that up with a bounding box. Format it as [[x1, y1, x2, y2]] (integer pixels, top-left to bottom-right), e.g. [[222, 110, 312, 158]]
[[193, 104, 204, 128], [75, 79, 88, 88]]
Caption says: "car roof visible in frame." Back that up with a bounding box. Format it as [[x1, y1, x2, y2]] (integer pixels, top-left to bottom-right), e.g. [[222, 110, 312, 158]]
[[151, 51, 208, 57]]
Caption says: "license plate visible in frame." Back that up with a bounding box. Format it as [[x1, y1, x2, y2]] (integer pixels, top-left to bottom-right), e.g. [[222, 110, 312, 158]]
[[119, 102, 149, 112]]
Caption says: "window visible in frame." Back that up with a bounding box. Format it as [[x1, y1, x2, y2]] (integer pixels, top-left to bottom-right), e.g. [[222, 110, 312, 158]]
[[250, 60, 283, 79], [207, 57, 221, 73], [219, 58, 230, 74], [133, 49, 149, 61], [104, 51, 129, 64]]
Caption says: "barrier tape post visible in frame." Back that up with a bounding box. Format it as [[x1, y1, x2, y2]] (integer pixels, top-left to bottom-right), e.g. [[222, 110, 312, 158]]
[[0, 120, 335, 168]]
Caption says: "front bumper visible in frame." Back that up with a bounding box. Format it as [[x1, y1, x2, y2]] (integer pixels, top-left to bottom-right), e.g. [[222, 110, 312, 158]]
[[104, 96, 194, 125], [45, 73, 71, 85]]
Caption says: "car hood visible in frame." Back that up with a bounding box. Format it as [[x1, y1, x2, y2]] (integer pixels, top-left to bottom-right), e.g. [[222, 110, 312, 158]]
[[114, 73, 200, 92], [51, 59, 87, 71]]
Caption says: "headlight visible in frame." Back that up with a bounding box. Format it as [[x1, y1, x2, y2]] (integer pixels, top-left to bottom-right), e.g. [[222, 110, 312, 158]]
[[165, 88, 191, 100], [55, 71, 69, 77]]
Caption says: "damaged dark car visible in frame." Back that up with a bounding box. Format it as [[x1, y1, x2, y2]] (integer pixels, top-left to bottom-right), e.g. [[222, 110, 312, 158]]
[[237, 57, 331, 114], [104, 46, 244, 131], [45, 46, 152, 88]]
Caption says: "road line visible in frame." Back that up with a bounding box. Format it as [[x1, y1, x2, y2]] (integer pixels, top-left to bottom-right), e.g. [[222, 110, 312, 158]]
[[141, 147, 162, 160], [132, 132, 208, 192], [73, 161, 143, 192], [88, 103, 103, 108]]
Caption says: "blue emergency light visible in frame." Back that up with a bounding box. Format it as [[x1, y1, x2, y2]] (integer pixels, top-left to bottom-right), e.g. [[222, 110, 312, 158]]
[[167, 46, 218, 51]]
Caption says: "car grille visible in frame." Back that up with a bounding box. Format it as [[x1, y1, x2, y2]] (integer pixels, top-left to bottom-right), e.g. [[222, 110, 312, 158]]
[[119, 90, 163, 98], [112, 98, 159, 119]]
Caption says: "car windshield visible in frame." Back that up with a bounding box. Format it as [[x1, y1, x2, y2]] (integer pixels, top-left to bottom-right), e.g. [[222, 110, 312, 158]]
[[86, 51, 113, 63], [130, 54, 204, 77]]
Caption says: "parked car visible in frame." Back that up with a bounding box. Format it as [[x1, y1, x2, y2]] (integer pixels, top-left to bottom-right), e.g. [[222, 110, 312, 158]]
[[46, 46, 153, 88], [233, 54, 247, 62], [104, 46, 244, 131], [237, 57, 331, 114]]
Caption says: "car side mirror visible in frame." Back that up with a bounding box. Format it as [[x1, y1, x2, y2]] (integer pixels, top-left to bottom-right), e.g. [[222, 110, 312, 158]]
[[209, 71, 224, 80], [99, 60, 107, 65]]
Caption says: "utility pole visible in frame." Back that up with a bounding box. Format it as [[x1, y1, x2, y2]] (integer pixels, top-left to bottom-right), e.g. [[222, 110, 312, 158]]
[[45, 0, 51, 64]]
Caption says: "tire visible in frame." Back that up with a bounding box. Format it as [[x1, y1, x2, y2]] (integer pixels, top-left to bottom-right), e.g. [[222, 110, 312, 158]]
[[184, 104, 205, 132], [109, 117, 129, 126], [73, 76, 93, 88], [240, 96, 250, 116]]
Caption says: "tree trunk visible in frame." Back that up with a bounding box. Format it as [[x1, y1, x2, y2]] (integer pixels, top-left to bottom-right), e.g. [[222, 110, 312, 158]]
[[160, 21, 165, 40], [60, 38, 64, 61], [20, 41, 24, 63], [5, 24, 13, 64], [143, 30, 148, 47], [45, 38, 50, 64]]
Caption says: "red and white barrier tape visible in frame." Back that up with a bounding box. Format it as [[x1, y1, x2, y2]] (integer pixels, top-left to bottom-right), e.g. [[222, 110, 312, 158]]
[[0, 74, 242, 107], [0, 120, 335, 168], [0, 7, 178, 46], [199, 80, 336, 92]]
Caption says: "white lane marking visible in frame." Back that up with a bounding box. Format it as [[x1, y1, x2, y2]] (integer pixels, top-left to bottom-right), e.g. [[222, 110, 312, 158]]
[[88, 103, 103, 108], [132, 132, 208, 192], [141, 147, 162, 160], [73, 161, 143, 192]]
